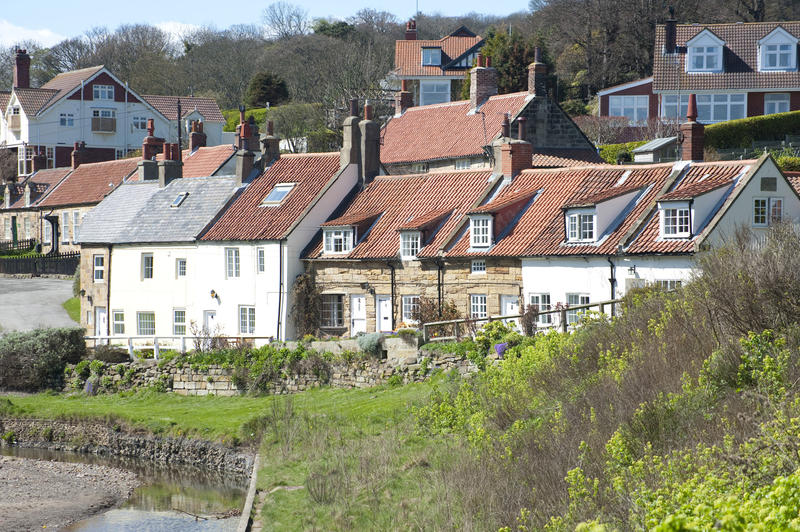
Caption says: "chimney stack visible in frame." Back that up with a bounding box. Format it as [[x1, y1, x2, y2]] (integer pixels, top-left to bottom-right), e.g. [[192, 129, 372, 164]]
[[260, 120, 281, 164], [664, 7, 677, 54], [470, 53, 498, 110], [340, 98, 361, 170], [3, 185, 9, 209], [13, 49, 30, 89], [501, 113, 511, 138], [158, 142, 183, 187], [32, 148, 47, 172], [71, 142, 86, 169], [680, 94, 704, 162], [142, 118, 165, 161], [234, 108, 255, 186], [491, 115, 532, 179], [359, 101, 380, 188], [528, 47, 548, 96], [395, 79, 414, 116], [189, 120, 207, 151], [24, 182, 31, 207], [405, 19, 417, 40]]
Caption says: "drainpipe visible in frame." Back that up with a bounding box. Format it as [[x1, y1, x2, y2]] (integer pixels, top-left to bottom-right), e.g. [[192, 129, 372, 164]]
[[276, 239, 285, 341], [106, 244, 112, 337], [387, 261, 396, 330], [435, 258, 444, 316], [606, 256, 616, 317]]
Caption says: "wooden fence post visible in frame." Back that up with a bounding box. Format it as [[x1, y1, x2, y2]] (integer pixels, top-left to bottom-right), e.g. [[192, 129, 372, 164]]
[[561, 309, 568, 332], [153, 338, 160, 360]]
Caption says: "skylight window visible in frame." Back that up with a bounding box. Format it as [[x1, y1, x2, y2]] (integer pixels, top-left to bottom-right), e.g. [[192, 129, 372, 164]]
[[261, 183, 295, 205], [170, 192, 189, 208]]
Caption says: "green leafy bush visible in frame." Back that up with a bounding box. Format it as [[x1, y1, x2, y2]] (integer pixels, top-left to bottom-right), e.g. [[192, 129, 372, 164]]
[[0, 328, 85, 391], [356, 333, 385, 358], [775, 154, 800, 171], [92, 344, 130, 363], [598, 141, 648, 164], [704, 110, 800, 149]]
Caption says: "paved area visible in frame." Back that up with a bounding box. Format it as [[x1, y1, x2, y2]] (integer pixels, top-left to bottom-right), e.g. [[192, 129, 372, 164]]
[[0, 277, 77, 332]]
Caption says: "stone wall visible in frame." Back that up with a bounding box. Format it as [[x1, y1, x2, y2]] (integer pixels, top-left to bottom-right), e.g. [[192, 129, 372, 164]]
[[514, 97, 594, 151], [79, 244, 110, 337]]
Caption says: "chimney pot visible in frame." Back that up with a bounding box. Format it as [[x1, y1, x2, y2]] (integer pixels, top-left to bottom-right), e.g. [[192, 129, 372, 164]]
[[349, 98, 359, 117], [364, 102, 373, 121], [501, 113, 510, 138], [680, 94, 704, 162], [267, 120, 274, 136], [517, 117, 527, 141], [405, 19, 418, 40], [534, 46, 542, 63]]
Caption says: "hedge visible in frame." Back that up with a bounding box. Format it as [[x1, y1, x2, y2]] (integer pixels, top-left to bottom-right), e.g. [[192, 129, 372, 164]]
[[222, 108, 267, 132], [598, 141, 648, 164], [0, 328, 86, 392], [704, 110, 800, 149]]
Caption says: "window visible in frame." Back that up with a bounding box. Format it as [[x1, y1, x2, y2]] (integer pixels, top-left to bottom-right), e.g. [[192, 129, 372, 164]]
[[411, 163, 429, 174], [93, 84, 114, 100], [401, 295, 420, 324], [23, 218, 30, 239], [3, 218, 9, 240], [661, 93, 744, 123], [170, 193, 189, 208], [137, 312, 155, 335], [321, 294, 344, 327], [567, 212, 595, 242], [176, 258, 186, 278], [661, 206, 690, 237], [754, 197, 783, 226], [400, 231, 420, 259], [61, 212, 70, 243], [59, 113, 74, 127], [470, 294, 487, 319], [421, 47, 442, 66], [45, 146, 54, 168], [529, 293, 552, 325], [18, 145, 33, 175], [261, 183, 295, 205], [471, 259, 486, 274], [688, 45, 721, 71], [470, 216, 492, 248], [93, 254, 105, 282], [173, 309, 186, 336], [566, 294, 590, 325], [762, 43, 793, 70], [43, 221, 51, 244], [420, 80, 450, 106], [257, 248, 265, 273], [225, 247, 240, 278], [132, 116, 148, 129], [239, 306, 256, 334], [661, 94, 689, 121], [455, 158, 471, 170], [72, 211, 80, 243], [112, 310, 125, 335], [609, 95, 649, 125], [92, 108, 116, 118], [765, 93, 790, 115], [654, 280, 682, 291], [141, 253, 153, 279], [323, 229, 353, 254]]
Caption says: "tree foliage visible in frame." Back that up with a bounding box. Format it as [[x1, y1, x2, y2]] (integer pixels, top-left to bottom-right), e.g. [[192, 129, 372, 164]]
[[245, 71, 289, 108]]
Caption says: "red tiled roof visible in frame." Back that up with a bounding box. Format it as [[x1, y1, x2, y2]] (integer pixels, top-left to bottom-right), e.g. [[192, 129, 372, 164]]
[[470, 187, 539, 214], [658, 179, 733, 201], [382, 92, 529, 164], [397, 209, 452, 230], [305, 170, 493, 259], [39, 159, 139, 208], [653, 22, 800, 92], [37, 65, 105, 114], [321, 211, 382, 227], [142, 95, 225, 122], [0, 91, 10, 111], [625, 161, 754, 254], [129, 145, 236, 180], [201, 153, 341, 241], [394, 34, 482, 78], [532, 149, 603, 167], [14, 88, 59, 115], [6, 167, 73, 209], [564, 182, 646, 208], [785, 171, 800, 193]]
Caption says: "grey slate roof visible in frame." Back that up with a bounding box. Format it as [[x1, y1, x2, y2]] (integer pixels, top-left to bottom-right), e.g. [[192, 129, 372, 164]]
[[79, 177, 241, 244], [632, 137, 677, 153]]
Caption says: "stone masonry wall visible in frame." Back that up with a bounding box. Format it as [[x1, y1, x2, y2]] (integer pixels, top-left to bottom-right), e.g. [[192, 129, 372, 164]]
[[514, 97, 594, 151], [79, 244, 110, 337]]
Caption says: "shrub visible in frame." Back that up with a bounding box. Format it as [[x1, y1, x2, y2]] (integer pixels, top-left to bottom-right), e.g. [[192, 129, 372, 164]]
[[357, 332, 384, 358], [704, 110, 800, 149], [0, 328, 85, 392], [92, 344, 130, 363], [597, 141, 648, 164], [775, 154, 800, 171]]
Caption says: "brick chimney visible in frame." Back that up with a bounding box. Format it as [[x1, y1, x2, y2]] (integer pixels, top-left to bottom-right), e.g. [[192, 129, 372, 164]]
[[158, 142, 183, 187], [470, 54, 498, 110], [405, 19, 417, 40], [499, 117, 533, 178], [32, 148, 47, 172], [234, 109, 255, 186], [528, 47, 548, 96], [359, 102, 380, 188], [142, 118, 165, 161], [680, 94, 704, 162], [189, 120, 207, 151], [71, 142, 86, 169], [340, 98, 361, 170], [260, 120, 281, 164], [664, 7, 677, 54], [13, 49, 30, 89], [395, 79, 414, 116]]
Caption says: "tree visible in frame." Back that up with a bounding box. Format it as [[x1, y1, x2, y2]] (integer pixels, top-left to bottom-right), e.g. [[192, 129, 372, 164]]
[[313, 19, 356, 40], [0, 149, 17, 184], [459, 28, 541, 99], [262, 1, 310, 39], [245, 71, 289, 108], [266, 103, 335, 153]]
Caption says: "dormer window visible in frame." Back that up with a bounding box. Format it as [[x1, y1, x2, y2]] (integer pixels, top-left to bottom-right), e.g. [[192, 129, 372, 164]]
[[399, 231, 421, 259], [261, 183, 295, 206], [566, 211, 595, 242], [323, 228, 354, 254], [660, 203, 691, 238], [686, 30, 725, 73], [470, 216, 492, 248], [759, 27, 798, 71], [422, 47, 442, 66]]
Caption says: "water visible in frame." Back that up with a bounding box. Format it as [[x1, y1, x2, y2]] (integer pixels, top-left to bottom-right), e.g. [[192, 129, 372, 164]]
[[1, 446, 247, 531]]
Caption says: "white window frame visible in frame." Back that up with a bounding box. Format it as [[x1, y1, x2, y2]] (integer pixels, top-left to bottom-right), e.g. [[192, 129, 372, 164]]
[[323, 228, 354, 254], [471, 259, 486, 274], [173, 309, 187, 336], [401, 295, 420, 324], [132, 116, 148, 129], [43, 220, 52, 244], [321, 294, 344, 328], [141, 253, 153, 280], [455, 158, 471, 170], [176, 258, 186, 278], [609, 95, 649, 125], [61, 212, 70, 244], [566, 210, 595, 242], [696, 94, 746, 123], [753, 197, 783, 227], [112, 310, 125, 335], [93, 254, 105, 283], [261, 183, 295, 205], [257, 247, 265, 273], [470, 294, 487, 319], [419, 80, 450, 106], [225, 247, 240, 278], [72, 211, 80, 243], [136, 311, 155, 336], [239, 306, 256, 334], [765, 93, 790, 115], [759, 29, 797, 72], [421, 47, 442, 66], [59, 113, 74, 127], [23, 217, 31, 239], [92, 108, 116, 118], [411, 163, 429, 174], [93, 84, 114, 100], [400, 231, 421, 259], [660, 203, 691, 238], [685, 31, 725, 73], [654, 280, 682, 291], [529, 293, 552, 325], [566, 293, 590, 325], [470, 216, 492, 248]]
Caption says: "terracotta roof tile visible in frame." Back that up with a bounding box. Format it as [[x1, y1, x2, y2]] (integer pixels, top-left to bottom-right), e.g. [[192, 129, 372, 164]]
[[201, 153, 341, 241], [564, 182, 646, 208], [658, 179, 733, 201], [653, 22, 800, 92], [397, 209, 452, 230], [6, 167, 73, 209], [14, 88, 59, 115], [394, 35, 483, 78], [305, 170, 493, 260], [38, 159, 139, 208], [470, 187, 539, 214], [142, 95, 225, 122], [532, 148, 603, 167], [128, 145, 237, 181], [321, 211, 382, 227], [0, 91, 10, 111], [37, 65, 105, 114], [785, 171, 800, 193]]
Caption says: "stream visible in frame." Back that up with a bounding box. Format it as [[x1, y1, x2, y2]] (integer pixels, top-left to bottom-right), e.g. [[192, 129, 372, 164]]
[[1, 446, 247, 531]]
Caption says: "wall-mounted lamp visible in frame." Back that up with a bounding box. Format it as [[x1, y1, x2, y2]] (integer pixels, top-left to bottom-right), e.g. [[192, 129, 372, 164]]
[[87, 295, 93, 305], [628, 265, 637, 276], [210, 289, 217, 299], [359, 282, 375, 295], [79, 289, 86, 297]]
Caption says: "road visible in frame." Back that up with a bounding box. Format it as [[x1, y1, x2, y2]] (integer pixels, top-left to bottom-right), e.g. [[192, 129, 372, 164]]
[[0, 277, 77, 333]]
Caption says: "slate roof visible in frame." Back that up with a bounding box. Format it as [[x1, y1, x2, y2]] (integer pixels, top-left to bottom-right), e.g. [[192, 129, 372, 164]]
[[38, 158, 139, 208], [142, 95, 225, 122], [5, 167, 72, 209], [78, 176, 240, 244], [653, 22, 800, 91], [394, 33, 483, 78], [305, 170, 493, 260], [201, 153, 342, 241]]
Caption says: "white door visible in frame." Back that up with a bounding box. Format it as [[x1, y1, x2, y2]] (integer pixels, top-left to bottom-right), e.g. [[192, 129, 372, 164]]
[[203, 310, 217, 332], [350, 295, 366, 334], [376, 295, 393, 332], [94, 307, 107, 344], [501, 295, 520, 328]]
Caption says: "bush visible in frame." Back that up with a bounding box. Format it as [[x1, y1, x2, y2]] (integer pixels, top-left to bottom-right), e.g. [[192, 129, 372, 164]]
[[0, 328, 85, 392], [92, 344, 130, 363], [357, 333, 384, 358], [775, 154, 800, 171], [704, 110, 800, 149], [597, 141, 648, 164]]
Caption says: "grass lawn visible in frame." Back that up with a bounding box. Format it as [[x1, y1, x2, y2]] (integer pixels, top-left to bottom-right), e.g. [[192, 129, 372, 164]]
[[62, 297, 80, 323]]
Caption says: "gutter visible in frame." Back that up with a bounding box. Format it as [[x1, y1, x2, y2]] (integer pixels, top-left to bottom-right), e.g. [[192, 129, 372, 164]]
[[276, 238, 286, 341], [387, 261, 396, 330]]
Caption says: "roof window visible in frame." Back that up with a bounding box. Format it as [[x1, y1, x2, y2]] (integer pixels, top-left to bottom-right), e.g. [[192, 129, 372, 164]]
[[170, 192, 189, 208], [261, 183, 295, 206]]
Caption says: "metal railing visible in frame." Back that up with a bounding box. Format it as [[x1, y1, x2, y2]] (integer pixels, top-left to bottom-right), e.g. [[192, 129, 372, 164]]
[[0, 251, 79, 275], [84, 335, 276, 360], [422, 297, 624, 342], [0, 238, 36, 252]]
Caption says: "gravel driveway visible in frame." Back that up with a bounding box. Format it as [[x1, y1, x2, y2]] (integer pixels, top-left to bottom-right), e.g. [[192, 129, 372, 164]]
[[0, 277, 77, 332]]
